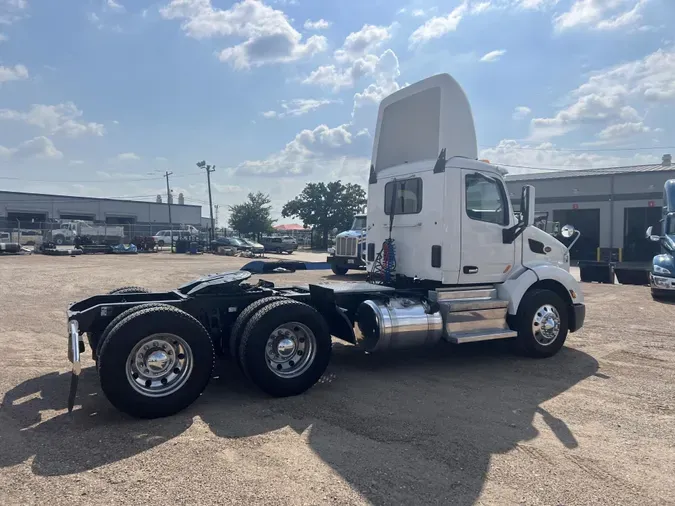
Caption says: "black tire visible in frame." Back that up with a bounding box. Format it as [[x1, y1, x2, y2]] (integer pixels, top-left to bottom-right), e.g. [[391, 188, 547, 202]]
[[98, 305, 215, 419], [331, 265, 348, 276], [158, 240, 165, 247], [91, 303, 169, 364], [238, 300, 332, 397], [227, 296, 290, 360], [53, 235, 65, 245], [275, 247, 282, 254], [513, 289, 569, 358], [108, 286, 151, 295]]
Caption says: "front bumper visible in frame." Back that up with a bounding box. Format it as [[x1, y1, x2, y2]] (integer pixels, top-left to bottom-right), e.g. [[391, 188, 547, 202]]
[[327, 255, 365, 268], [569, 303, 586, 333], [649, 273, 675, 291]]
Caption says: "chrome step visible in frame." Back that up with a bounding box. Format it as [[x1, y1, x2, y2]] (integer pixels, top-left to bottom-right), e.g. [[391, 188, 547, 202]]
[[439, 298, 508, 312], [429, 286, 496, 302], [446, 329, 518, 344], [444, 308, 511, 334]]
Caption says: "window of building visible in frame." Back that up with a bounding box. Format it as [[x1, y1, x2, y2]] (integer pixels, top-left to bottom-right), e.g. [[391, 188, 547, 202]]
[[384, 178, 423, 215], [465, 173, 508, 225]]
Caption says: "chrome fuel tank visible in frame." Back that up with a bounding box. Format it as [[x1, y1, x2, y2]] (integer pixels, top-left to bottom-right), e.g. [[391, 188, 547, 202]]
[[355, 298, 443, 352]]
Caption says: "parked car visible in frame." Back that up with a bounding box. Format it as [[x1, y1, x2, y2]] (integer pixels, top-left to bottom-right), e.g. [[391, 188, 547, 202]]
[[261, 236, 296, 254], [239, 238, 265, 254], [211, 236, 247, 251], [281, 235, 297, 245]]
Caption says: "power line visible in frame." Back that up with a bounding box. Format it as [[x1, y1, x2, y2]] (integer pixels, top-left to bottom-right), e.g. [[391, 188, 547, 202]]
[[0, 171, 203, 184], [480, 144, 675, 153]]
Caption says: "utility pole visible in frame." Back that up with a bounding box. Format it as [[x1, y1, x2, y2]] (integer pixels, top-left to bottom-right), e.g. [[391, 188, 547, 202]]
[[214, 204, 219, 231], [164, 171, 174, 252], [197, 161, 216, 242]]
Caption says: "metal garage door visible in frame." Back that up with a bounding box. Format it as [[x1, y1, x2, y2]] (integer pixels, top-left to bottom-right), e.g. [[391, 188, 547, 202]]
[[552, 209, 600, 262], [623, 207, 662, 262]]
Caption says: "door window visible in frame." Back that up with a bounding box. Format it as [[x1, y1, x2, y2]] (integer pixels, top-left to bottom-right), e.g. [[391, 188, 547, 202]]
[[465, 173, 508, 226]]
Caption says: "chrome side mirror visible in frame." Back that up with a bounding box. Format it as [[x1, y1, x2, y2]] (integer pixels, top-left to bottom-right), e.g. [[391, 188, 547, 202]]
[[561, 224, 575, 238], [646, 226, 660, 242]]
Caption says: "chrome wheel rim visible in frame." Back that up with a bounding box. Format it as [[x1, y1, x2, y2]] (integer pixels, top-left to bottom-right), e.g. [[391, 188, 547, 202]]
[[125, 333, 193, 397], [532, 304, 561, 346], [265, 322, 316, 378]]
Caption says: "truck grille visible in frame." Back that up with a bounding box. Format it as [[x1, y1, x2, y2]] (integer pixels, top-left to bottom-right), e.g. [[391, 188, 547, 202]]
[[336, 236, 358, 257]]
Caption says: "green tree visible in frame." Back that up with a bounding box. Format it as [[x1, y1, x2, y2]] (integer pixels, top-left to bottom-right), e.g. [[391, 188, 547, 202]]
[[228, 192, 275, 238], [282, 181, 367, 248]]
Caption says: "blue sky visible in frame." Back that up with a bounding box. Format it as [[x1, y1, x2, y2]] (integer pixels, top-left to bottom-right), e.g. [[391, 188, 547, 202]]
[[1, 0, 673, 223]]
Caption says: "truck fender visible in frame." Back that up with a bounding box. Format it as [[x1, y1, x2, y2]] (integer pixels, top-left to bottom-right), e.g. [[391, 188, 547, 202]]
[[498, 264, 583, 315]]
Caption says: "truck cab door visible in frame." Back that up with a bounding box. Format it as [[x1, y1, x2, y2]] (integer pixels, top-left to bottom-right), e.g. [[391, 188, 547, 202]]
[[459, 170, 516, 284]]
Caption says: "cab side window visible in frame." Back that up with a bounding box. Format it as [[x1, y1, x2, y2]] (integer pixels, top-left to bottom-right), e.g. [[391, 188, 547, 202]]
[[465, 173, 508, 226]]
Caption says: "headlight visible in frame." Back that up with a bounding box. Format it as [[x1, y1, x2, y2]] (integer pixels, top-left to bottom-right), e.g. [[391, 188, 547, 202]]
[[654, 265, 671, 275]]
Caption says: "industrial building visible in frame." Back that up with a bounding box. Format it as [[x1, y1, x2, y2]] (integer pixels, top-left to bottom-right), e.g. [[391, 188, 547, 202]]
[[505, 154, 675, 262], [0, 190, 202, 238]]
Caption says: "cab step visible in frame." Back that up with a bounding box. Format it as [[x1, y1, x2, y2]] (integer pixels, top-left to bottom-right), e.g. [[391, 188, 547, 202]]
[[446, 329, 518, 344]]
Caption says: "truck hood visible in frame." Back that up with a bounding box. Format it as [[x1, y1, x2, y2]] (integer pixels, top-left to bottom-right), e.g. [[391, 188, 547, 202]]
[[336, 230, 365, 239]]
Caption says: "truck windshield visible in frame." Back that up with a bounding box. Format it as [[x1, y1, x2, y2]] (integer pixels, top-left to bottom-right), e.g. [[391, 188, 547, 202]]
[[352, 216, 366, 230]]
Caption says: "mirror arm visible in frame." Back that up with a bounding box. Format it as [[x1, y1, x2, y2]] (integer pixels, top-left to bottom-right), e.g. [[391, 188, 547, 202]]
[[503, 222, 525, 244]]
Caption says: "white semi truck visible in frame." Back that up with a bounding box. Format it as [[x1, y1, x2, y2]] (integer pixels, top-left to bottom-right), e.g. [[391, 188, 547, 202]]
[[47, 221, 125, 246], [327, 214, 367, 275], [65, 73, 585, 418]]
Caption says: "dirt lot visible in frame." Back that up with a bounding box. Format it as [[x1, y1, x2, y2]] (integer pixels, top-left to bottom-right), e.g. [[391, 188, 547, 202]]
[[0, 252, 673, 505]]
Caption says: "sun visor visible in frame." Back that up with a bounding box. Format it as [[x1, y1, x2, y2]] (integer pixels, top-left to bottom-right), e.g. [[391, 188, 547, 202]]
[[370, 73, 477, 174]]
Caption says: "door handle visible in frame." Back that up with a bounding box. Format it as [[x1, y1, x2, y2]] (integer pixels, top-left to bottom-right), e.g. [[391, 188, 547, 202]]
[[463, 266, 479, 274]]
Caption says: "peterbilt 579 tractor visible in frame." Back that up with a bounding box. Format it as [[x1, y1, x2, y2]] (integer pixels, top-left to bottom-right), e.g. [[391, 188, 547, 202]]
[[65, 73, 586, 419]]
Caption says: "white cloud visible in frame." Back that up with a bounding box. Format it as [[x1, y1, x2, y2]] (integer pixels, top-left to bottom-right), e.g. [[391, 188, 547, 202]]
[[597, 121, 650, 139], [116, 152, 140, 161], [412, 9, 426, 17], [234, 123, 354, 177], [481, 139, 659, 175], [0, 102, 106, 137], [530, 48, 675, 140], [516, 0, 557, 9], [0, 136, 63, 160], [554, 0, 648, 32], [480, 49, 506, 62], [409, 3, 467, 46], [160, 0, 327, 69], [513, 106, 532, 120], [107, 0, 125, 13], [69, 159, 85, 165], [352, 49, 401, 111], [0, 0, 27, 25], [303, 18, 330, 30], [262, 98, 339, 118], [0, 63, 28, 83], [334, 24, 393, 63], [0, 33, 7, 42]]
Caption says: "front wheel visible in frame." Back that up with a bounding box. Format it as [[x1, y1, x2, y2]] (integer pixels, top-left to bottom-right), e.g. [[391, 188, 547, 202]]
[[53, 235, 65, 245], [238, 300, 331, 397], [97, 305, 215, 418], [331, 265, 348, 276], [513, 289, 569, 358]]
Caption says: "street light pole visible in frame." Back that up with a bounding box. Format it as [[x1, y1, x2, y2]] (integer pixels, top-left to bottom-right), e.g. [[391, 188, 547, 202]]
[[164, 171, 174, 252]]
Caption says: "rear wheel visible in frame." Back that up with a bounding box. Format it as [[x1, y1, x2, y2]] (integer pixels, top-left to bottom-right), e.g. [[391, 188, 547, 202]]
[[228, 296, 290, 360], [98, 305, 214, 418], [238, 300, 331, 397], [513, 289, 568, 358], [331, 265, 348, 276], [87, 287, 153, 361], [108, 286, 150, 295]]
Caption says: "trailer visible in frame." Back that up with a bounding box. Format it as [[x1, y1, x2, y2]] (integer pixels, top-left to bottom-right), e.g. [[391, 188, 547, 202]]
[[65, 73, 586, 419]]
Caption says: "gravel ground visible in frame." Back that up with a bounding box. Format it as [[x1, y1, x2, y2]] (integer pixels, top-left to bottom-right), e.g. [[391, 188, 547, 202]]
[[0, 252, 673, 505]]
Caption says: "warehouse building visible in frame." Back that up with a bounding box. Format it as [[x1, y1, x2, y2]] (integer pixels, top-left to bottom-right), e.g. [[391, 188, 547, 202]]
[[505, 154, 675, 262], [0, 190, 202, 238]]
